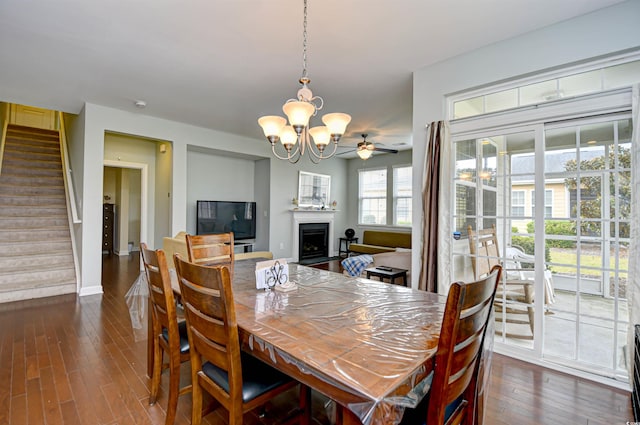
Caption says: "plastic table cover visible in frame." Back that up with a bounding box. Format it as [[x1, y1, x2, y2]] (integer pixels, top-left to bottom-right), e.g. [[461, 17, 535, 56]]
[[228, 261, 447, 425]]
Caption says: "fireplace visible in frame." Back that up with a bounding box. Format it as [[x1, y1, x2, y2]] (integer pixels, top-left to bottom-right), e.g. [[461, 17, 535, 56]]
[[299, 223, 329, 261], [291, 210, 335, 262]]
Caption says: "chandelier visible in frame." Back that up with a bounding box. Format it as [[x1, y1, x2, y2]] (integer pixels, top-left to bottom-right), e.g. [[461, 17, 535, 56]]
[[257, 0, 351, 164]]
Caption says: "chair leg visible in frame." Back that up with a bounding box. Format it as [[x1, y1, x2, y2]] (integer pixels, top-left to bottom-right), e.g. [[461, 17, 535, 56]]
[[191, 379, 203, 425], [164, 355, 181, 425], [149, 339, 162, 405], [524, 285, 535, 335]]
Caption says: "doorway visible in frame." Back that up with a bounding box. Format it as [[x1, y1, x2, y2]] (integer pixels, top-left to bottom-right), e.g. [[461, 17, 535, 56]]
[[103, 160, 148, 271]]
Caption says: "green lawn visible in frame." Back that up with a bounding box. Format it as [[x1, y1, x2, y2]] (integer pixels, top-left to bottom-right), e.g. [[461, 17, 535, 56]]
[[549, 248, 628, 277]]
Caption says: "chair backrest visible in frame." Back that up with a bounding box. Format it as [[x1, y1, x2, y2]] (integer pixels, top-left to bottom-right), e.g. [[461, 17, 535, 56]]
[[173, 254, 242, 405], [140, 243, 180, 345], [467, 225, 500, 280], [427, 265, 502, 425], [186, 232, 235, 271]]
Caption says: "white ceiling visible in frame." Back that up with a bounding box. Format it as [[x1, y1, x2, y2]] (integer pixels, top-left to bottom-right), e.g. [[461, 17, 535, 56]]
[[0, 0, 626, 152]]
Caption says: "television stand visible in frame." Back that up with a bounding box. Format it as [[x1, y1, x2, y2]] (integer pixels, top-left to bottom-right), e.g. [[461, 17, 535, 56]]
[[235, 242, 254, 253]]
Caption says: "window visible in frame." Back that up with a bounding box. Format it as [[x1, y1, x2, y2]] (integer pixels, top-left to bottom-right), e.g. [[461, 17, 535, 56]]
[[451, 57, 640, 119], [531, 189, 553, 217], [393, 166, 412, 226], [359, 168, 387, 224], [511, 190, 525, 216]]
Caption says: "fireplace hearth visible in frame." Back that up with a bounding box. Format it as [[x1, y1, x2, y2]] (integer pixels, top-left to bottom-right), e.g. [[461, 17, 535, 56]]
[[299, 222, 329, 261]]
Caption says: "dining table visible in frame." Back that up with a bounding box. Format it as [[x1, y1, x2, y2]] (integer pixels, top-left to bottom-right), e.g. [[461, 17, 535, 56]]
[[166, 258, 447, 425]]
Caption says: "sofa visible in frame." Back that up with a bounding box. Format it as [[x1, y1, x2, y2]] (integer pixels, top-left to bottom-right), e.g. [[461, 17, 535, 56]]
[[342, 250, 412, 282], [162, 231, 189, 269], [348, 230, 411, 255]]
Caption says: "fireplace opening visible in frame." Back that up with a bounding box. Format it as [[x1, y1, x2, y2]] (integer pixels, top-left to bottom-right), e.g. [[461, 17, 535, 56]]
[[299, 222, 329, 261]]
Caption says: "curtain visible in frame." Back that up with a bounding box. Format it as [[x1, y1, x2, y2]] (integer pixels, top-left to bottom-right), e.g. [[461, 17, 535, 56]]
[[419, 121, 448, 292], [628, 84, 640, 382]]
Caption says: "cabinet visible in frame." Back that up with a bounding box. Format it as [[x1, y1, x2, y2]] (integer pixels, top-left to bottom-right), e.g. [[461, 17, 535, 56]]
[[103, 203, 114, 254]]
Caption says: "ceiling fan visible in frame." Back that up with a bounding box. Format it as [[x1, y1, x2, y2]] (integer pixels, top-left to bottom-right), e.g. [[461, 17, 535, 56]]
[[339, 134, 399, 160]]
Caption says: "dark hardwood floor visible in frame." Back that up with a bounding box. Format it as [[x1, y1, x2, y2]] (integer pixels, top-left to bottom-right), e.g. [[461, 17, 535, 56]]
[[0, 254, 632, 424]]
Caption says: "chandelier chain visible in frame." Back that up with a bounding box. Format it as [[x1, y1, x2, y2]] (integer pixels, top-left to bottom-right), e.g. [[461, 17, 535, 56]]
[[302, 0, 308, 79]]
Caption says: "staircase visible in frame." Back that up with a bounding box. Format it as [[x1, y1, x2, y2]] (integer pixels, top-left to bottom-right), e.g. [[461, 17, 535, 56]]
[[0, 124, 77, 303]]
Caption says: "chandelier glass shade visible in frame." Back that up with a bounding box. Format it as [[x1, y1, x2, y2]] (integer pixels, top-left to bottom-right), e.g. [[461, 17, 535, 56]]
[[257, 0, 351, 164]]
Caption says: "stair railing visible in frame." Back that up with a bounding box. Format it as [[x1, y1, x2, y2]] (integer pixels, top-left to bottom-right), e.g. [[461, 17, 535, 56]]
[[58, 112, 81, 224]]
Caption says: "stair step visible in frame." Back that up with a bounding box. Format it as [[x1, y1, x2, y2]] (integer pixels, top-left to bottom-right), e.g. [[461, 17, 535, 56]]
[[2, 157, 62, 170], [0, 205, 67, 216], [1, 166, 62, 179], [0, 239, 72, 256], [2, 149, 61, 162], [0, 228, 71, 242], [4, 140, 59, 154], [0, 174, 64, 186], [6, 128, 60, 142], [0, 283, 77, 303], [0, 182, 65, 196], [0, 193, 65, 205], [7, 124, 59, 137], [0, 252, 74, 270], [0, 266, 76, 288], [5, 136, 60, 151], [0, 217, 70, 228]]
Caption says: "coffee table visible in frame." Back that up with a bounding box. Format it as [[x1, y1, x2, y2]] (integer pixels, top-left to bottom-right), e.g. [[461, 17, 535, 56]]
[[365, 266, 408, 286]]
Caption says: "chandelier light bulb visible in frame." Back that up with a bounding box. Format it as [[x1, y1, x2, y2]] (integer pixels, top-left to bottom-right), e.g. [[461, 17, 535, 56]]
[[283, 101, 315, 129], [280, 125, 298, 148], [258, 115, 287, 139], [309, 126, 330, 147], [322, 113, 351, 137]]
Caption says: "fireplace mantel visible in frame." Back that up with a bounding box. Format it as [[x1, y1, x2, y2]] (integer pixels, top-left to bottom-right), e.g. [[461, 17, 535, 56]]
[[291, 210, 336, 262]]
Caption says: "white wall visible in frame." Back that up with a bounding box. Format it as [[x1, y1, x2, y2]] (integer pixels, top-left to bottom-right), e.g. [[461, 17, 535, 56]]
[[411, 0, 640, 290], [155, 142, 173, 244], [268, 157, 349, 259], [76, 103, 351, 293], [254, 159, 271, 252], [185, 148, 256, 233]]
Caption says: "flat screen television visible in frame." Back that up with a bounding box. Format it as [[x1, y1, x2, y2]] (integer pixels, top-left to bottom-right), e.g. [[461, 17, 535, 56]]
[[196, 200, 256, 241]]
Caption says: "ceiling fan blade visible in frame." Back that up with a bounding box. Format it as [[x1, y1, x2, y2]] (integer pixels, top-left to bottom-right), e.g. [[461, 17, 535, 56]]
[[337, 148, 357, 156], [373, 147, 399, 153]]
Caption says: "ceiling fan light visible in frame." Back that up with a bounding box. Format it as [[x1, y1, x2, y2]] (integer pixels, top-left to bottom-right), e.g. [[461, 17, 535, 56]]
[[280, 125, 298, 146], [357, 146, 373, 160], [322, 113, 351, 136], [283, 101, 315, 128], [258, 115, 287, 138], [309, 126, 330, 146]]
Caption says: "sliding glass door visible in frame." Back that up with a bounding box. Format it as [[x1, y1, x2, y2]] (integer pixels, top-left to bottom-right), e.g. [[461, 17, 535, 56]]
[[451, 114, 631, 380]]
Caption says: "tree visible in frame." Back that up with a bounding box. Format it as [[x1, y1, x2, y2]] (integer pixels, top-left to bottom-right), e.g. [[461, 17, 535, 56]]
[[564, 146, 631, 238]]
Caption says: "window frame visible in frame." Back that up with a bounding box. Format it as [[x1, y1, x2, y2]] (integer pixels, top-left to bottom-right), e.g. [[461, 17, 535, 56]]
[[358, 167, 388, 225]]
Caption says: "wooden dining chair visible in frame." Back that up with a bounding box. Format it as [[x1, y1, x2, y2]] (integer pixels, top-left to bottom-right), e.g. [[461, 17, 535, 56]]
[[173, 254, 310, 425], [401, 265, 501, 425], [140, 243, 191, 425], [186, 232, 235, 277], [467, 225, 535, 340]]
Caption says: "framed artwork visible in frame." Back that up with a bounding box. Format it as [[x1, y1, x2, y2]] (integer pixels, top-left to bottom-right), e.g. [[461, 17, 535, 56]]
[[298, 171, 331, 207]]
